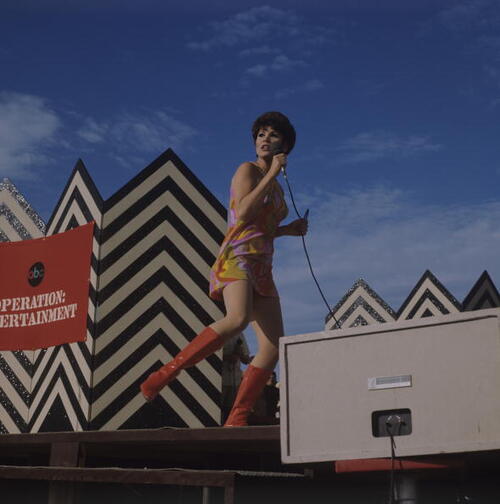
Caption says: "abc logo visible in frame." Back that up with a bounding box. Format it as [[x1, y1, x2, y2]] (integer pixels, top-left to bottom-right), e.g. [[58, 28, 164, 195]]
[[28, 262, 45, 287]]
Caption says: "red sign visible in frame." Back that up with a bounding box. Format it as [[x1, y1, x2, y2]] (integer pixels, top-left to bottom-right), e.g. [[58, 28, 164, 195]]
[[0, 222, 94, 350]]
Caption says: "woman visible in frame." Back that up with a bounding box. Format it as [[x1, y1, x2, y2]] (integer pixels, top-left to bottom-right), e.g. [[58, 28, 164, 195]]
[[140, 111, 308, 426]]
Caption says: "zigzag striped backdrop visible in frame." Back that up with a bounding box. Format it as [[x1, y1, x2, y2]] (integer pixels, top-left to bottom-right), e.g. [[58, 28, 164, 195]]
[[28, 161, 103, 433], [326, 269, 500, 331], [2, 154, 500, 433], [325, 278, 396, 331], [91, 149, 226, 430], [0, 179, 45, 433], [1, 150, 227, 432]]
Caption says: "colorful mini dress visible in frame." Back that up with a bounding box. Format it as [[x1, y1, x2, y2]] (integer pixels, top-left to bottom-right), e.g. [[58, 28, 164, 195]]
[[209, 176, 288, 301]]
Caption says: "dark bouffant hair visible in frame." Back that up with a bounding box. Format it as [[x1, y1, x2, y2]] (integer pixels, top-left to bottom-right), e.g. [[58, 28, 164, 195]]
[[251, 111, 296, 154]]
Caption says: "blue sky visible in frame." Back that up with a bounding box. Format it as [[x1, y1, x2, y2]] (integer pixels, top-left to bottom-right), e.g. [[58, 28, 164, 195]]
[[1, 0, 500, 340]]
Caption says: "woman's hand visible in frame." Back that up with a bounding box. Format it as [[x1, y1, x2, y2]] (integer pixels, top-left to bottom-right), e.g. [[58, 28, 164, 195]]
[[269, 152, 287, 178], [283, 218, 308, 236]]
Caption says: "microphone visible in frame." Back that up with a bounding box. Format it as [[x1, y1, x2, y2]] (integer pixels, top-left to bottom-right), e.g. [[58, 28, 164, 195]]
[[270, 144, 309, 221], [270, 143, 287, 176]]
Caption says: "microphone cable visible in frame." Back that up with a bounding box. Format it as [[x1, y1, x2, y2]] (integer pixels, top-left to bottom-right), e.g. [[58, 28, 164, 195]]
[[281, 167, 341, 329]]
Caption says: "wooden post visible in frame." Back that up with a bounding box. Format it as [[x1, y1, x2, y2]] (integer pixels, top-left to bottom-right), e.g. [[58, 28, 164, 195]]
[[48, 442, 81, 504]]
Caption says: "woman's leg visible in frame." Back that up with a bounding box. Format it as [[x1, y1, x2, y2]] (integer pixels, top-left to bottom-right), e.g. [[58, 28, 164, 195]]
[[141, 280, 253, 400], [224, 294, 284, 426], [211, 279, 254, 338], [249, 294, 284, 370]]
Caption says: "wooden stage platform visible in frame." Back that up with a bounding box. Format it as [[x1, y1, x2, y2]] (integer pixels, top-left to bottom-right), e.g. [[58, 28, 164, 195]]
[[2, 426, 500, 504], [0, 426, 293, 504]]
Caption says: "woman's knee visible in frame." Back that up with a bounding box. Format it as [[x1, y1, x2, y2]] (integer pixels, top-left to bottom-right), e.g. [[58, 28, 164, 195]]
[[258, 343, 279, 361], [252, 347, 279, 370], [224, 313, 250, 334]]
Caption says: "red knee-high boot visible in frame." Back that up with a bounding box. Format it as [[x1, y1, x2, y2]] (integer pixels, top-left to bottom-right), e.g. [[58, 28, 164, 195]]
[[141, 327, 224, 401], [224, 364, 272, 427]]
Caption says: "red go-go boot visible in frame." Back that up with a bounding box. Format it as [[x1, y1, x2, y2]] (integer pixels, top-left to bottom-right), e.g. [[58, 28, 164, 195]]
[[140, 327, 224, 401], [224, 364, 272, 427]]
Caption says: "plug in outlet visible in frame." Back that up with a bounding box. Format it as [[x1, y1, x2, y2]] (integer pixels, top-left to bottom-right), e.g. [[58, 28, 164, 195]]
[[372, 409, 412, 437]]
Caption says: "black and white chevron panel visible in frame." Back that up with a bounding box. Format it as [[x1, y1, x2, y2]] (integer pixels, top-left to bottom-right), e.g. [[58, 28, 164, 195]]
[[91, 149, 227, 430], [397, 270, 462, 320], [463, 271, 500, 311], [27, 161, 103, 433], [325, 278, 396, 330], [0, 178, 46, 242], [0, 179, 45, 433]]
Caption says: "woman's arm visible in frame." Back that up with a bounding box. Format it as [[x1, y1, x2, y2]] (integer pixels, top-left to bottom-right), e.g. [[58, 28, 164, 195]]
[[275, 224, 290, 237], [276, 218, 308, 237], [232, 154, 286, 222]]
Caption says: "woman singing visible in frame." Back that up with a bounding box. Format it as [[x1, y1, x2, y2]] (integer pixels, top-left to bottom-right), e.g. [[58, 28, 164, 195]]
[[140, 111, 308, 426]]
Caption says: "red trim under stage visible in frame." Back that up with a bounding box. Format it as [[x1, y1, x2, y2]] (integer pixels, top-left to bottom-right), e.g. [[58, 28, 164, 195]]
[[335, 457, 465, 473]]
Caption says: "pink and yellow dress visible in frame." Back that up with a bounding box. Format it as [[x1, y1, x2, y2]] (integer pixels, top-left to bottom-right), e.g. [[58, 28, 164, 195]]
[[209, 177, 288, 301]]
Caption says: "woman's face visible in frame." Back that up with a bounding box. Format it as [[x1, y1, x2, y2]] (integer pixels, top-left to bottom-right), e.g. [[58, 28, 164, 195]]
[[255, 126, 285, 158]]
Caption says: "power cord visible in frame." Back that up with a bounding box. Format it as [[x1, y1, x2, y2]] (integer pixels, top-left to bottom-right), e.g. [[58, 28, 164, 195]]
[[281, 169, 341, 329], [385, 415, 405, 504]]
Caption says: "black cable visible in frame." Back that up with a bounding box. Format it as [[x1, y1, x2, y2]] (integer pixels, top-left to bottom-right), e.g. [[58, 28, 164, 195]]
[[281, 170, 341, 329], [387, 425, 397, 504], [386, 416, 404, 504]]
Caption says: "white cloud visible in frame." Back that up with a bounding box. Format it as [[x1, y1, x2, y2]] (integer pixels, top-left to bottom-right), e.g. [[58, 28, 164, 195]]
[[188, 6, 334, 86], [78, 118, 108, 144], [187, 5, 335, 57], [431, 1, 500, 97], [437, 0, 499, 33], [484, 63, 500, 87], [0, 92, 198, 181], [336, 130, 442, 164], [77, 110, 198, 158], [270, 54, 306, 71], [245, 54, 307, 78], [275, 79, 325, 99], [274, 186, 500, 336], [0, 91, 199, 181], [304, 79, 324, 91], [0, 92, 61, 180], [187, 6, 302, 51], [245, 64, 267, 78], [239, 45, 281, 57], [355, 79, 389, 97]]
